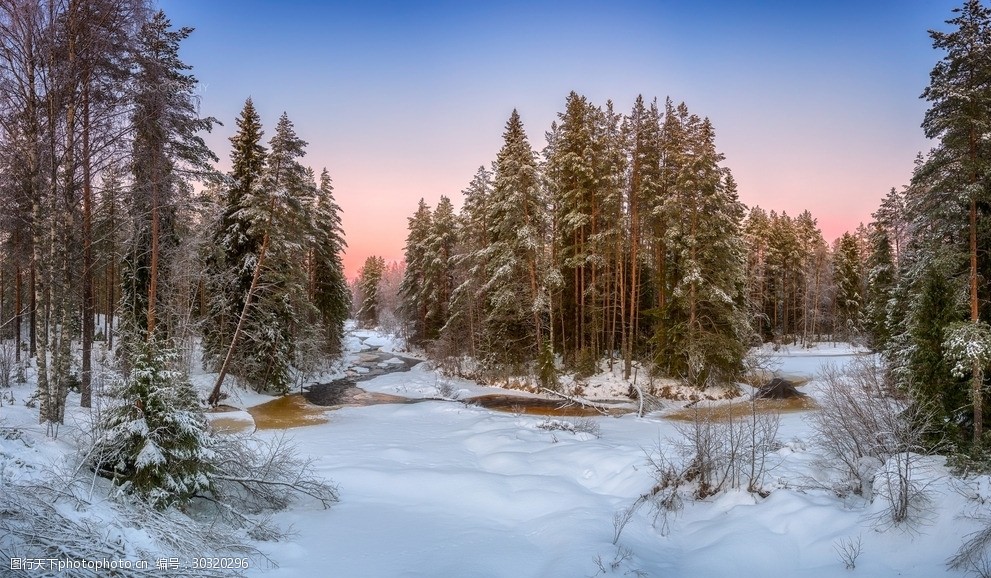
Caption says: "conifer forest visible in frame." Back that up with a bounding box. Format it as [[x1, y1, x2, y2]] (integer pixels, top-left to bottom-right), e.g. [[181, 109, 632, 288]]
[[5, 1, 991, 577]]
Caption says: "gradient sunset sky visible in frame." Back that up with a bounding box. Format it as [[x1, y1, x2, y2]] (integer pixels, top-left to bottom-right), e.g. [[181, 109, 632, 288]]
[[159, 0, 957, 278]]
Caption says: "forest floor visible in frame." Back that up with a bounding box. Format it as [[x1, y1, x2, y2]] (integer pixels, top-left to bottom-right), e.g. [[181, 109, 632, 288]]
[[1, 328, 989, 577]]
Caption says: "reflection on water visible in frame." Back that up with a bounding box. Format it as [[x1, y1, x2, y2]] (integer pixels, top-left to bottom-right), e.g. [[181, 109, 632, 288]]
[[247, 394, 330, 429], [665, 396, 816, 422], [209, 416, 254, 433]]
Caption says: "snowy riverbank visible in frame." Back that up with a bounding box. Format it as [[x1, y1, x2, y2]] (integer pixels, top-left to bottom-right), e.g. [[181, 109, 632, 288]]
[[0, 330, 986, 577]]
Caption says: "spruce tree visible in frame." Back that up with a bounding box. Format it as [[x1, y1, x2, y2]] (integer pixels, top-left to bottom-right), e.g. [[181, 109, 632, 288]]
[[482, 110, 547, 367], [865, 227, 896, 350], [832, 232, 864, 341], [205, 110, 318, 395], [423, 196, 457, 341], [442, 167, 492, 360], [399, 199, 433, 346], [311, 168, 350, 353], [657, 114, 749, 387], [357, 256, 386, 328], [95, 341, 213, 509], [907, 258, 967, 438], [202, 97, 267, 370], [243, 112, 314, 393]]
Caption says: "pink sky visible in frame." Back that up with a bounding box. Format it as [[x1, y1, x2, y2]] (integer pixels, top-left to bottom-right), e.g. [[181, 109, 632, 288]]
[[161, 0, 948, 279]]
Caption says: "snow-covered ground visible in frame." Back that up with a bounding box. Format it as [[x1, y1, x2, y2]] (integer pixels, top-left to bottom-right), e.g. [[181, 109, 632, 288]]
[[0, 331, 987, 577]]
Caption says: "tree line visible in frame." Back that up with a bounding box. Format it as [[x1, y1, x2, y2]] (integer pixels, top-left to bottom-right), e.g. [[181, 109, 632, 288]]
[[383, 93, 871, 390], [367, 0, 991, 454]]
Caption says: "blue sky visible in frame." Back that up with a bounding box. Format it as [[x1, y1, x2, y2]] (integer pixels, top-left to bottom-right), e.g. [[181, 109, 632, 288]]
[[159, 0, 959, 275]]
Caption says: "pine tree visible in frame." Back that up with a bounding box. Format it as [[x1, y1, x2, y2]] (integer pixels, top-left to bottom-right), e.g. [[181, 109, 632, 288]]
[[743, 207, 773, 340], [595, 100, 627, 371], [874, 187, 909, 268], [621, 96, 661, 377], [546, 92, 598, 361], [649, 99, 690, 374], [120, 10, 217, 347], [767, 211, 802, 341], [794, 210, 828, 345]]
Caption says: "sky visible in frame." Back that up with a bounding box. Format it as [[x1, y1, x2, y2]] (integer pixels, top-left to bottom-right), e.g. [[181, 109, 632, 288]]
[[159, 0, 959, 278]]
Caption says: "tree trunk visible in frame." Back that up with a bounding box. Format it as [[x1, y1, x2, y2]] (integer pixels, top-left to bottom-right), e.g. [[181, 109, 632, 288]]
[[147, 173, 159, 338], [971, 195, 982, 443], [80, 79, 93, 408], [14, 259, 22, 363], [208, 204, 273, 406]]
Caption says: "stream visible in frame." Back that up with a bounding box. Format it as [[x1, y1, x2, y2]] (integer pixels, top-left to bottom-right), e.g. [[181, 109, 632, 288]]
[[231, 339, 812, 431], [303, 347, 423, 406]]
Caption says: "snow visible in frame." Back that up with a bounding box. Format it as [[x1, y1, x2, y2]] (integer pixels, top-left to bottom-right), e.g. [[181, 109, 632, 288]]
[[0, 333, 985, 577], [354, 331, 401, 353], [231, 337, 973, 577]]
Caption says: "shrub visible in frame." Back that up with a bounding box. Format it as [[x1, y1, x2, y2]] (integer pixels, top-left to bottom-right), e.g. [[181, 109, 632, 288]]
[[641, 399, 781, 536], [811, 357, 936, 492], [811, 356, 939, 527]]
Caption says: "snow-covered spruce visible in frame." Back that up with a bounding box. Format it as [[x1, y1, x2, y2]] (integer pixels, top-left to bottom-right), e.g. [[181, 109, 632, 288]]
[[92, 342, 213, 509]]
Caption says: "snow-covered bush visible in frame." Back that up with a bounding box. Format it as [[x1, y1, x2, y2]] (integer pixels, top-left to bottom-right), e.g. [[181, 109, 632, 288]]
[[536, 417, 601, 438], [206, 432, 338, 537], [641, 400, 781, 536], [871, 452, 936, 530], [591, 545, 646, 577], [951, 514, 991, 577], [0, 474, 260, 578], [948, 476, 991, 576], [435, 377, 460, 400], [93, 341, 213, 509], [673, 403, 780, 497], [810, 357, 936, 501]]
